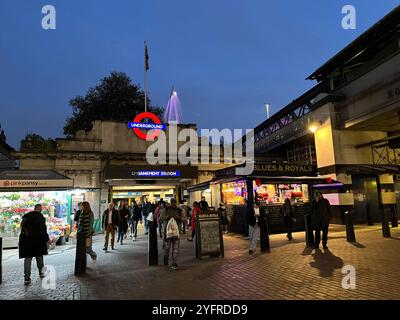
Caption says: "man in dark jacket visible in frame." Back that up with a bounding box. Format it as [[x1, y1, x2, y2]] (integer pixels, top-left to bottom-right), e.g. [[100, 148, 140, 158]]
[[199, 196, 209, 212], [130, 201, 142, 241], [101, 202, 120, 251], [311, 192, 331, 249], [117, 201, 130, 245], [19, 204, 50, 285], [141, 196, 152, 235]]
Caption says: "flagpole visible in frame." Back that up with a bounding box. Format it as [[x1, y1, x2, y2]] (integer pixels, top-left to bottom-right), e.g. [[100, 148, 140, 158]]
[[144, 41, 148, 113]]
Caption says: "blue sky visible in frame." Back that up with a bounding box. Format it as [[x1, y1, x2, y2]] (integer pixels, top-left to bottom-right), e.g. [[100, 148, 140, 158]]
[[0, 0, 399, 148]]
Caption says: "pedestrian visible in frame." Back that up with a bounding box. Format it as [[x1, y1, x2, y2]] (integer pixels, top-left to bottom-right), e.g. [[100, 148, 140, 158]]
[[19, 204, 50, 285], [199, 196, 209, 212], [217, 202, 229, 234], [187, 201, 200, 241], [101, 202, 120, 251], [130, 200, 142, 241], [280, 198, 294, 240], [160, 198, 182, 270], [141, 196, 151, 235], [117, 200, 130, 245], [78, 201, 97, 262], [178, 200, 189, 234], [154, 200, 165, 239], [311, 191, 331, 250], [247, 201, 266, 255], [73, 202, 83, 229]]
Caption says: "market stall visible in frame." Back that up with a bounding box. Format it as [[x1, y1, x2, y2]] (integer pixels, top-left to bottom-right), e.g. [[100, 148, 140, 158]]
[[0, 170, 74, 248]]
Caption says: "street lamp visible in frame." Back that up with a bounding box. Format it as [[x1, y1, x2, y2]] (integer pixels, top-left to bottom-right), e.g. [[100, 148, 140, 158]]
[[308, 121, 321, 133]]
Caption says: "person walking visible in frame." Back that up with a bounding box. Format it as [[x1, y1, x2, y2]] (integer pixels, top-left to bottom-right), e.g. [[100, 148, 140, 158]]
[[280, 198, 294, 240], [141, 196, 152, 235], [19, 204, 50, 285], [117, 201, 130, 245], [78, 201, 97, 262], [247, 201, 266, 255], [154, 200, 165, 239], [101, 202, 120, 251], [178, 200, 189, 234], [160, 198, 182, 270], [130, 200, 142, 241], [73, 202, 83, 229], [311, 191, 332, 250], [187, 201, 200, 241], [218, 202, 229, 234]]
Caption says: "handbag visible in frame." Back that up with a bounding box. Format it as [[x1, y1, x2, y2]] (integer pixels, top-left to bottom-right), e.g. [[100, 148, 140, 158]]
[[85, 236, 92, 248]]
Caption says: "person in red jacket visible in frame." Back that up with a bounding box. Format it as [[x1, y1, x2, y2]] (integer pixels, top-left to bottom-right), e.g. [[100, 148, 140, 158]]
[[187, 201, 200, 241]]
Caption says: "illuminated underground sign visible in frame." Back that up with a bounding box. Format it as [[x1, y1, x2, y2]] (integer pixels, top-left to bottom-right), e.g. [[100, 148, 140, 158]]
[[127, 112, 166, 140], [131, 170, 181, 177]]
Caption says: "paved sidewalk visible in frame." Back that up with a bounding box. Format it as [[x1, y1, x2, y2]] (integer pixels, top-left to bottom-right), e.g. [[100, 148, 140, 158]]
[[1, 225, 400, 300]]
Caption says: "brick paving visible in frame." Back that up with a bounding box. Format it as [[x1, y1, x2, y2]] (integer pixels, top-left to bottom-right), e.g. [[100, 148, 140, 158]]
[[1, 224, 400, 300]]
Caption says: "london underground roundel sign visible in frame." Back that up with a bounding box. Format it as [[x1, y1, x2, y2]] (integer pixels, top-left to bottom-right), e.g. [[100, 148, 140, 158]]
[[127, 112, 166, 140]]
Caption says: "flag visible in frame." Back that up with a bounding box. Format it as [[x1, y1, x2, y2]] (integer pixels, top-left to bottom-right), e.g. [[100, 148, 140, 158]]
[[144, 41, 149, 71]]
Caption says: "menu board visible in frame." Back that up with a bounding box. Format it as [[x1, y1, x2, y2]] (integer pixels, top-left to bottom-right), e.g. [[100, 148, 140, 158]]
[[195, 211, 224, 259]]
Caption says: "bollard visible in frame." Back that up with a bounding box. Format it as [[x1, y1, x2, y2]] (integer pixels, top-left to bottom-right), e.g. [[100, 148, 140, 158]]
[[0, 237, 2, 284], [382, 208, 391, 238], [391, 205, 398, 228], [260, 211, 270, 253], [74, 231, 86, 275], [148, 221, 158, 266], [345, 211, 356, 242], [304, 214, 314, 247]]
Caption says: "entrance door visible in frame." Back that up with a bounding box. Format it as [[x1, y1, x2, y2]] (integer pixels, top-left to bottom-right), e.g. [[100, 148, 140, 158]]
[[352, 175, 380, 224]]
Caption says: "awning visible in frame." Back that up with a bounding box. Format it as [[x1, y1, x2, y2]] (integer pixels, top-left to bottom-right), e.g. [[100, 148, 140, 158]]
[[0, 170, 73, 190], [187, 181, 211, 192]]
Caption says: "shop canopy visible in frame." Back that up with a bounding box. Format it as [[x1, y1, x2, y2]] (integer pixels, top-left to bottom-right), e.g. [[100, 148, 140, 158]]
[[0, 170, 73, 190]]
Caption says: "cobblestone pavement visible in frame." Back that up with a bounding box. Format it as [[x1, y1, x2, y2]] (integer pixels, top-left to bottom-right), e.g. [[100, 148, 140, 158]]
[[1, 224, 399, 300]]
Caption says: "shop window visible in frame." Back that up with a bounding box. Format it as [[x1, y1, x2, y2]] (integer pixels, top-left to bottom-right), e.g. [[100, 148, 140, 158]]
[[253, 182, 309, 204], [222, 180, 247, 205]]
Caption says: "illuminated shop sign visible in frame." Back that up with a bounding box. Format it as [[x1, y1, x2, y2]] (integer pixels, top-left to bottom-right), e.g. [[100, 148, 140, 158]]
[[127, 112, 166, 140], [131, 170, 181, 177]]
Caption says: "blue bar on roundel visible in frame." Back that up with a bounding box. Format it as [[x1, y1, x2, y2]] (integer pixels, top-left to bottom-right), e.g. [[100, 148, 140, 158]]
[[127, 122, 166, 130]]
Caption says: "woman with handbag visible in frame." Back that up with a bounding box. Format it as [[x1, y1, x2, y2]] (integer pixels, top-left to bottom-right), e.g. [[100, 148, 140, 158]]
[[78, 201, 97, 262], [280, 198, 294, 240]]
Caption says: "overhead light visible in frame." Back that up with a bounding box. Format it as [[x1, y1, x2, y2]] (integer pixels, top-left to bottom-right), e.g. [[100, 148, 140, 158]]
[[308, 121, 321, 134]]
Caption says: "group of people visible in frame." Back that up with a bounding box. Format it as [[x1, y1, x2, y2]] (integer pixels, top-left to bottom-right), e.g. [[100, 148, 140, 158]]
[[19, 201, 97, 285], [246, 191, 332, 254]]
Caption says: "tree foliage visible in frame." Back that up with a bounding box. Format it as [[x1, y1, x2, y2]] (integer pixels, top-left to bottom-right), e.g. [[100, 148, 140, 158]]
[[63, 71, 164, 136], [20, 133, 57, 152]]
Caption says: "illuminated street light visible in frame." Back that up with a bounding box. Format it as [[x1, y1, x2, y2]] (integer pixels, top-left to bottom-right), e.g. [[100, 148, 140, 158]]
[[308, 121, 321, 133]]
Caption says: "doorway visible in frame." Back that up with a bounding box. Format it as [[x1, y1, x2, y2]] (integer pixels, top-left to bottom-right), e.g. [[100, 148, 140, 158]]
[[352, 175, 380, 224]]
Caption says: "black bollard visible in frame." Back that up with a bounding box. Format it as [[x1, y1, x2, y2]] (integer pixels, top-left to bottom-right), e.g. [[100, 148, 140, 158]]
[[304, 214, 314, 247], [74, 231, 86, 275], [391, 205, 398, 228], [0, 237, 2, 284], [148, 221, 158, 266], [382, 208, 391, 238], [345, 211, 356, 242], [260, 213, 270, 253]]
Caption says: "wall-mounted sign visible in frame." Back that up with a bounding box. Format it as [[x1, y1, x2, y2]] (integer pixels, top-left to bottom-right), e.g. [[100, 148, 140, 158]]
[[127, 112, 166, 140], [215, 162, 317, 178], [131, 170, 181, 178], [0, 179, 74, 188]]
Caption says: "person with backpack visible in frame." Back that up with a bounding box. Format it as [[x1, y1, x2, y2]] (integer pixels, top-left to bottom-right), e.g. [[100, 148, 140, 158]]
[[160, 198, 182, 270], [19, 204, 50, 285]]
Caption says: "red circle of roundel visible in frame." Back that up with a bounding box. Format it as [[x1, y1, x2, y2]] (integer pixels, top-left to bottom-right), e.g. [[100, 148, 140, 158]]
[[132, 112, 162, 140]]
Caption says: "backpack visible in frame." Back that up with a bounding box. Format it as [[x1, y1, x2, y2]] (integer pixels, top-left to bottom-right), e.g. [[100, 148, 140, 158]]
[[166, 217, 180, 239]]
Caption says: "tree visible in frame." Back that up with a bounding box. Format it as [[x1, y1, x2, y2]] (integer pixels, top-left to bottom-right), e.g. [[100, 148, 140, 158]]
[[63, 71, 164, 136], [20, 133, 57, 152], [0, 123, 6, 143]]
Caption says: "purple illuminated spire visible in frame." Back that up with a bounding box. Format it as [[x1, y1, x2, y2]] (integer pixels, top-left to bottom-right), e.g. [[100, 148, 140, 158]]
[[164, 87, 182, 124]]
